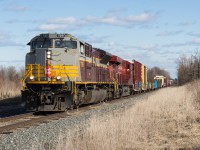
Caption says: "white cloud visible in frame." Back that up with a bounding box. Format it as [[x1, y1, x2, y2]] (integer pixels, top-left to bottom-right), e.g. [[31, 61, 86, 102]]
[[162, 38, 200, 48], [0, 33, 5, 40], [107, 8, 128, 16], [127, 13, 154, 22], [191, 38, 200, 44], [187, 32, 200, 37], [156, 30, 183, 36], [108, 41, 116, 46], [30, 12, 156, 31], [48, 17, 77, 24], [5, 19, 19, 24], [162, 42, 187, 48], [180, 21, 196, 26], [140, 44, 158, 51], [32, 24, 67, 31], [4, 5, 30, 12], [128, 44, 158, 51], [84, 12, 155, 26]]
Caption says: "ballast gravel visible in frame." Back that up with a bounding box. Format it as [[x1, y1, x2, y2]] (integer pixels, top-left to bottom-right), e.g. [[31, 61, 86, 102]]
[[0, 92, 153, 150]]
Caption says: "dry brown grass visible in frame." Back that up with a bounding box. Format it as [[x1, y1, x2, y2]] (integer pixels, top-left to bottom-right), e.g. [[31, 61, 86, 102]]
[[56, 82, 200, 149], [0, 66, 22, 100], [187, 80, 200, 110], [0, 77, 21, 100]]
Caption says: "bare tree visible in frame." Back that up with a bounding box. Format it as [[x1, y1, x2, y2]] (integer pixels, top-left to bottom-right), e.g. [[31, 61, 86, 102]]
[[6, 66, 17, 81], [0, 66, 6, 79], [177, 50, 200, 85], [0, 65, 25, 99], [148, 66, 170, 82]]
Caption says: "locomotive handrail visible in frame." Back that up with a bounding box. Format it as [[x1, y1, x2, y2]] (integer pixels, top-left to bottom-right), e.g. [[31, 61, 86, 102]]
[[21, 64, 33, 88]]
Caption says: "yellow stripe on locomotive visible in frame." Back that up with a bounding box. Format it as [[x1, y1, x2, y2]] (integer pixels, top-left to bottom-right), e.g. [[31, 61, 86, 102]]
[[22, 64, 79, 83]]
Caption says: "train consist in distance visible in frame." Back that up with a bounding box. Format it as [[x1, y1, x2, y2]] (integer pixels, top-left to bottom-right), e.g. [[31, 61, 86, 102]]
[[21, 33, 167, 111]]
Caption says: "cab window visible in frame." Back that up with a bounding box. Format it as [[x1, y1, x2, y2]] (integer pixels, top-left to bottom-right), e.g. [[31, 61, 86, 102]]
[[31, 38, 51, 49], [55, 40, 77, 49]]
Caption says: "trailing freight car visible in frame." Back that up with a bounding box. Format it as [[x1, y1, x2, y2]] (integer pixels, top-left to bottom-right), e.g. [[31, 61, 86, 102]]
[[141, 64, 147, 91], [153, 80, 158, 89], [133, 60, 142, 93], [154, 76, 167, 87]]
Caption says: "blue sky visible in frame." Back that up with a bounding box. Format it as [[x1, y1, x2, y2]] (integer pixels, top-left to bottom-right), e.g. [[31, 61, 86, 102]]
[[0, 0, 200, 78]]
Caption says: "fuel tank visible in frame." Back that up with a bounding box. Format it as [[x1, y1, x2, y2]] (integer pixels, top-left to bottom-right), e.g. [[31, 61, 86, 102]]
[[82, 89, 107, 104]]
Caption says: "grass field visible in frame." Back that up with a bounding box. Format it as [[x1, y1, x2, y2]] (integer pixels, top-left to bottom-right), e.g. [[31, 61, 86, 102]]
[[57, 81, 200, 149]]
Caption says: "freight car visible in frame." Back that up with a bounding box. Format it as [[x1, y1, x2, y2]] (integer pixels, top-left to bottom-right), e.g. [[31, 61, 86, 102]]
[[21, 33, 149, 111], [154, 76, 167, 87]]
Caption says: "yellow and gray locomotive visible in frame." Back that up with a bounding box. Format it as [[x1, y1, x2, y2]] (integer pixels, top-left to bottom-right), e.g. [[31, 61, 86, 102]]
[[21, 33, 117, 111]]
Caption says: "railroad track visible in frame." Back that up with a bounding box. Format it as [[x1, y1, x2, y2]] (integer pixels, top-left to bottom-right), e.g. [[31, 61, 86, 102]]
[[0, 113, 34, 123], [0, 106, 97, 135], [0, 91, 152, 135]]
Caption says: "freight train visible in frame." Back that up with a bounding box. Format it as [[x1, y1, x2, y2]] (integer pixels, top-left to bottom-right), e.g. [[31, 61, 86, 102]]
[[21, 33, 164, 111]]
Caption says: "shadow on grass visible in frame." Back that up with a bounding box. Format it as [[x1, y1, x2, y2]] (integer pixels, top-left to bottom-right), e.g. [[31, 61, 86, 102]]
[[0, 96, 22, 106], [0, 96, 27, 118]]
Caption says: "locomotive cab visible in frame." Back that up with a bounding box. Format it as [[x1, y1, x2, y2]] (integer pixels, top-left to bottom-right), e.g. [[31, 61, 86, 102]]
[[22, 34, 81, 111]]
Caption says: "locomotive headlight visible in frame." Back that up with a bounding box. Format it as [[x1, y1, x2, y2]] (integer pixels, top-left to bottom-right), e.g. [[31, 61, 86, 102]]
[[56, 76, 61, 80], [30, 75, 34, 80], [46, 50, 52, 59], [47, 54, 51, 59], [47, 51, 51, 55]]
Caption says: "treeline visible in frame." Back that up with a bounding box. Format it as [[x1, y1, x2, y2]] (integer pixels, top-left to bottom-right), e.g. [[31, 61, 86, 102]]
[[0, 66, 24, 100], [177, 51, 200, 85], [148, 66, 171, 82]]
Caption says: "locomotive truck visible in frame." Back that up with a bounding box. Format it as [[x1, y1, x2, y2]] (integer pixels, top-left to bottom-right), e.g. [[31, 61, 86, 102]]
[[21, 33, 148, 111]]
